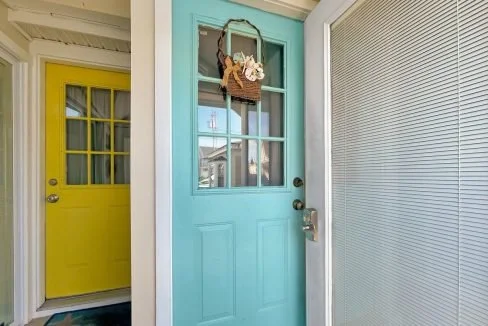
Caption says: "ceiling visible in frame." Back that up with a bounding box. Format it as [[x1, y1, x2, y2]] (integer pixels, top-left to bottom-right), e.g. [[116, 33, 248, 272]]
[[2, 0, 131, 53], [1, 0, 317, 54]]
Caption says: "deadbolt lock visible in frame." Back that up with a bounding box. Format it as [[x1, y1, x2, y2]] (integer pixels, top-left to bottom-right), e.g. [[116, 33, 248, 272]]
[[293, 177, 304, 187]]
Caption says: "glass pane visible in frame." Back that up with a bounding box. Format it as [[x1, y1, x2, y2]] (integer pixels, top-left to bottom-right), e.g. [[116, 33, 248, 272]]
[[66, 85, 87, 117], [115, 155, 130, 184], [66, 120, 87, 150], [91, 121, 111, 151], [231, 34, 257, 62], [231, 139, 258, 187], [66, 154, 88, 185], [198, 137, 227, 189], [115, 123, 130, 152], [91, 88, 111, 119], [230, 101, 257, 135], [262, 42, 284, 88], [198, 82, 227, 134], [261, 141, 284, 186], [0, 58, 14, 324], [199, 26, 226, 79], [261, 92, 284, 137], [115, 90, 130, 120], [92, 155, 111, 184]]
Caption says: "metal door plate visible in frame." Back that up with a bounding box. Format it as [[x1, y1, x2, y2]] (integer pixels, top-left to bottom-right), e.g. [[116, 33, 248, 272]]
[[303, 208, 318, 241]]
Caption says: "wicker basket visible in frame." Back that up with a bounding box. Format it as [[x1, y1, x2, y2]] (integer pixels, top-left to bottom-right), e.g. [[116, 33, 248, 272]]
[[217, 19, 264, 103]]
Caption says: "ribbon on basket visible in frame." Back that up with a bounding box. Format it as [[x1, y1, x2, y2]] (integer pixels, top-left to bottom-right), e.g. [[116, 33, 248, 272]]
[[221, 56, 244, 89]]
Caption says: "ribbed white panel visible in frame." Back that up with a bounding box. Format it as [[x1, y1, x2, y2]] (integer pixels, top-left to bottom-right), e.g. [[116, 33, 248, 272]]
[[331, 0, 461, 324], [459, 1, 488, 325]]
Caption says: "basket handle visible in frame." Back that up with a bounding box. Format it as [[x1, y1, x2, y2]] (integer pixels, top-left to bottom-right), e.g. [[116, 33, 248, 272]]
[[217, 19, 265, 65]]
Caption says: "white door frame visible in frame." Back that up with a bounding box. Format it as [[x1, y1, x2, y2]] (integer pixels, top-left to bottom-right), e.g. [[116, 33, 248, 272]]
[[0, 31, 28, 326], [303, 0, 355, 325], [26, 39, 130, 320]]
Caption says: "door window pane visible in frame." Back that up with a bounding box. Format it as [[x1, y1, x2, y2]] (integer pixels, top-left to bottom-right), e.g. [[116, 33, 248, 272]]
[[196, 27, 288, 190], [66, 154, 88, 185], [66, 120, 87, 150], [91, 88, 111, 119], [261, 141, 284, 186], [115, 90, 130, 120], [198, 82, 227, 134], [231, 34, 257, 62], [262, 42, 284, 88], [66, 85, 87, 117], [91, 155, 111, 184], [199, 26, 226, 79], [115, 123, 130, 152], [231, 139, 258, 187], [198, 137, 227, 189], [230, 101, 257, 136], [261, 92, 284, 138], [115, 155, 130, 184], [91, 121, 111, 151]]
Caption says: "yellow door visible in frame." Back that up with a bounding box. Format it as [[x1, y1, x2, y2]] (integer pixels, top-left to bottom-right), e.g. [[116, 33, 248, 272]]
[[45, 63, 131, 298]]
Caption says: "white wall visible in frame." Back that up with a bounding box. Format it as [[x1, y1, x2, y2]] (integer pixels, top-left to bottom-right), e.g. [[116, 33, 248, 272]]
[[130, 0, 156, 325]]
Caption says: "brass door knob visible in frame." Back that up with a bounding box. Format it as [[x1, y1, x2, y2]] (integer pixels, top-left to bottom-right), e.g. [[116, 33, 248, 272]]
[[46, 194, 59, 203]]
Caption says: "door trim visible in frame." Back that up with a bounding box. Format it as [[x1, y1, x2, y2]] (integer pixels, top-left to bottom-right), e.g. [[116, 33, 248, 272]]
[[0, 32, 28, 326], [304, 0, 356, 325], [154, 0, 173, 325], [27, 39, 130, 320]]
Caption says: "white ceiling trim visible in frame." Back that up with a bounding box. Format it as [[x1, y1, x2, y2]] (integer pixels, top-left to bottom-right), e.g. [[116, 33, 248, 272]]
[[230, 0, 318, 20], [8, 8, 130, 42]]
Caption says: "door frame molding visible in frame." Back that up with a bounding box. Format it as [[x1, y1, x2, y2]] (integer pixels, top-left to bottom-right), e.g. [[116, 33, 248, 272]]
[[0, 32, 28, 326], [154, 0, 173, 325], [304, 0, 356, 325], [27, 39, 130, 320]]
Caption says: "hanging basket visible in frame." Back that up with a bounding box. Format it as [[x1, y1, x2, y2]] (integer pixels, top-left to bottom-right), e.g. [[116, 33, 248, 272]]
[[217, 19, 265, 103]]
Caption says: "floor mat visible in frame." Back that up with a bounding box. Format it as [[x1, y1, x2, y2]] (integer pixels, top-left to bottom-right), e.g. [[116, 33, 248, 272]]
[[44, 302, 131, 326]]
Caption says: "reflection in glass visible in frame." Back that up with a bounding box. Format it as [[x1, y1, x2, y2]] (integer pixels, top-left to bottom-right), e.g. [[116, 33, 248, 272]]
[[115, 155, 130, 184], [261, 141, 284, 186], [66, 85, 87, 117], [199, 26, 226, 79], [231, 34, 257, 62], [66, 154, 87, 185], [198, 82, 227, 134], [262, 42, 284, 88], [115, 123, 130, 152], [91, 121, 110, 151], [66, 120, 87, 150], [231, 139, 257, 187], [115, 90, 130, 120], [198, 137, 227, 189], [92, 155, 111, 184], [261, 92, 284, 137], [91, 88, 111, 118], [230, 101, 257, 136]]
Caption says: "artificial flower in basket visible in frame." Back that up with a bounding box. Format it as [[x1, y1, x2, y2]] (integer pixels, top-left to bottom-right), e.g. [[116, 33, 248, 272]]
[[217, 19, 265, 102]]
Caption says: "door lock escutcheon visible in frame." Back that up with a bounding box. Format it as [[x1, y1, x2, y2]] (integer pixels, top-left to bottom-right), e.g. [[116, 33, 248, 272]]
[[302, 208, 318, 242]]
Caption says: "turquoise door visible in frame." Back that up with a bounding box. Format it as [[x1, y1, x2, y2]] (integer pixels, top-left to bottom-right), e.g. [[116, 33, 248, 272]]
[[172, 1, 305, 325]]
